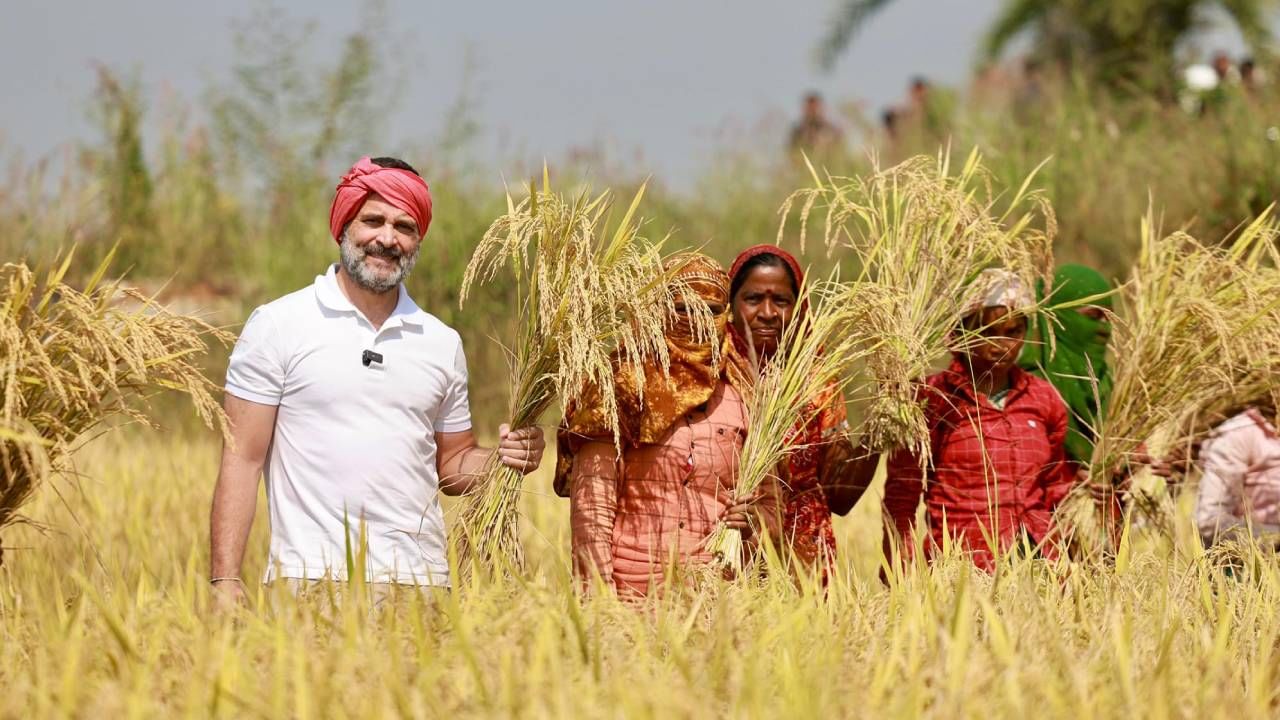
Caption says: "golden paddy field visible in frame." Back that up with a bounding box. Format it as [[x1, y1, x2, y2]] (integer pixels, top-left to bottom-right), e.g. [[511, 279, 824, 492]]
[[3, 425, 1279, 719]]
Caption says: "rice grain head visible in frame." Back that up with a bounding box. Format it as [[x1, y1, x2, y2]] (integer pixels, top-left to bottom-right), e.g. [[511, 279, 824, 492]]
[[1057, 208, 1280, 559], [0, 248, 231, 558], [452, 170, 717, 578], [778, 150, 1054, 462]]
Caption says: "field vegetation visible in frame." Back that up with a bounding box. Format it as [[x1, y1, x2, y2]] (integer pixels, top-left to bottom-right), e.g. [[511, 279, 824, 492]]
[[6, 429, 1280, 717]]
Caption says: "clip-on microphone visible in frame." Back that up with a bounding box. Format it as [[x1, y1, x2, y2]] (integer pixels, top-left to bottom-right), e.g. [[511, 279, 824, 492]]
[[362, 350, 384, 367]]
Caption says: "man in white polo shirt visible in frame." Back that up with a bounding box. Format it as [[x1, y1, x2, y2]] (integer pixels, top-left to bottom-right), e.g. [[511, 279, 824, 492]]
[[210, 156, 544, 605]]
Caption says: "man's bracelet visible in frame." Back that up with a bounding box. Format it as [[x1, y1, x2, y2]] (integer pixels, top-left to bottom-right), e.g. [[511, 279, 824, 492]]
[[210, 576, 244, 586]]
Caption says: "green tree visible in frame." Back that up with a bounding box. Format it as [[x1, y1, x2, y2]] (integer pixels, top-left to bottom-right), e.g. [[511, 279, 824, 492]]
[[79, 66, 154, 273], [206, 1, 394, 295], [818, 0, 1276, 92]]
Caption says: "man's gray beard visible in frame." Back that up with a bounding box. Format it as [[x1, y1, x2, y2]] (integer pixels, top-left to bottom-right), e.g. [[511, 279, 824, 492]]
[[338, 231, 419, 294]]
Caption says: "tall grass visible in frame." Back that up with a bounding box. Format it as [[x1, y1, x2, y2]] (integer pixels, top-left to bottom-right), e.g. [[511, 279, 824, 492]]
[[6, 428, 1280, 716]]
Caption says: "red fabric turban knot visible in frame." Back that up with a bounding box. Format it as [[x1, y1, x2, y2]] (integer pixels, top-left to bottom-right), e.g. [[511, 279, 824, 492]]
[[328, 156, 433, 243]]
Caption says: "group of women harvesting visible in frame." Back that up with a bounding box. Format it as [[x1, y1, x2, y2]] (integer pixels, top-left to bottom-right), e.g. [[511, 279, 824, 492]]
[[553, 246, 1277, 596]]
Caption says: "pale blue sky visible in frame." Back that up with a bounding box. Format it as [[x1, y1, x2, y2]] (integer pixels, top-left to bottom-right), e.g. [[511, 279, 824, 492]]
[[0, 1, 1257, 190]]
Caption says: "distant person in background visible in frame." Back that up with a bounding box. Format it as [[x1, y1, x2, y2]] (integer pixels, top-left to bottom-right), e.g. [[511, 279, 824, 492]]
[[1240, 57, 1263, 95], [1195, 51, 1244, 115], [1213, 51, 1237, 84], [789, 92, 844, 157], [908, 76, 931, 113], [900, 75, 955, 144], [1015, 59, 1046, 120], [209, 156, 545, 608], [1240, 58, 1257, 84], [969, 62, 1009, 108], [1196, 404, 1280, 548], [881, 109, 900, 144]]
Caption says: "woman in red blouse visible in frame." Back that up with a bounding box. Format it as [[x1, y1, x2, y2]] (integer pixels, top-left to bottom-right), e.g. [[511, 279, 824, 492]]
[[725, 245, 880, 578], [882, 269, 1075, 572]]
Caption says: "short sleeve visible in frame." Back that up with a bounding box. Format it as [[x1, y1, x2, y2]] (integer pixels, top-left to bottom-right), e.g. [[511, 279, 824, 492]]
[[435, 339, 473, 433], [225, 307, 285, 406]]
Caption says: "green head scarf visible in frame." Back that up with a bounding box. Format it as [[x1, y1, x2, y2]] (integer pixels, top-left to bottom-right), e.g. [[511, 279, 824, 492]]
[[1019, 264, 1115, 462]]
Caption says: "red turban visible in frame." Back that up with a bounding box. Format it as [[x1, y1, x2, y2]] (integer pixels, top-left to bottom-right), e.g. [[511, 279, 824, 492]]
[[328, 156, 433, 243]]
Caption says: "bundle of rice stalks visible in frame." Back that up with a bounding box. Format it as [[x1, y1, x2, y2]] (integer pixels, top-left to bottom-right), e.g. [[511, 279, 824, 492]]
[[778, 150, 1054, 460], [452, 170, 715, 576], [0, 250, 230, 566], [704, 277, 885, 573], [1179, 264, 1280, 441], [1056, 210, 1280, 559]]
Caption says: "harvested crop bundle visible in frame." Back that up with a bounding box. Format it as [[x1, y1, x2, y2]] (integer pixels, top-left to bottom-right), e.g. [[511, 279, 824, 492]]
[[704, 276, 884, 573], [0, 251, 230, 566], [779, 151, 1054, 461], [1056, 211, 1280, 558], [452, 170, 715, 575]]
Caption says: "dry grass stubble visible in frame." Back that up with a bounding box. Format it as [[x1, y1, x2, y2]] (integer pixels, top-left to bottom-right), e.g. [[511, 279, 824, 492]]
[[3, 427, 1280, 718]]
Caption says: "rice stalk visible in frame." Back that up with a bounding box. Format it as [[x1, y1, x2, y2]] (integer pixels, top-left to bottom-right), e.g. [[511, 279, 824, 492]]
[[778, 150, 1054, 461], [704, 277, 886, 572], [0, 248, 231, 565], [1056, 209, 1280, 559], [451, 169, 715, 577]]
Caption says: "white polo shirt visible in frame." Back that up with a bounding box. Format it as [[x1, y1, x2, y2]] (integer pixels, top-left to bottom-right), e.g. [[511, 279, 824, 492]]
[[225, 264, 472, 586]]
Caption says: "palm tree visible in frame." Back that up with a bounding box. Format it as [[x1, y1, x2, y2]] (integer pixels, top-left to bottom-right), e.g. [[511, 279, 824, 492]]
[[818, 0, 1275, 91]]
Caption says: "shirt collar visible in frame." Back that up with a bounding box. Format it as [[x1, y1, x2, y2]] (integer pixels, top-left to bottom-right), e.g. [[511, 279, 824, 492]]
[[941, 356, 1031, 407], [313, 264, 428, 329]]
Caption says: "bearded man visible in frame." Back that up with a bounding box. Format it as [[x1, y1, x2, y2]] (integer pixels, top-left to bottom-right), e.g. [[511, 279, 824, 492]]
[[210, 156, 544, 605]]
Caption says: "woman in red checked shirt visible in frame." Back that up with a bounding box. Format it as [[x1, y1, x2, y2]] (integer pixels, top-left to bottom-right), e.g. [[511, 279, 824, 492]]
[[881, 269, 1076, 571]]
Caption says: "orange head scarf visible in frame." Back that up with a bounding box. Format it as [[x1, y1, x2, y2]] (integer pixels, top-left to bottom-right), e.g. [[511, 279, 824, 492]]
[[553, 253, 731, 495], [328, 156, 433, 242]]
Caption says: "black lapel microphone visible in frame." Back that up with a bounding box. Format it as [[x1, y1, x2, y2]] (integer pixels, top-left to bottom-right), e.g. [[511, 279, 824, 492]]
[[362, 350, 384, 367]]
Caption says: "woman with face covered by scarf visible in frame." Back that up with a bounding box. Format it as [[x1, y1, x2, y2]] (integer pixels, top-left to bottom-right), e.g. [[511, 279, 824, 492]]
[[1019, 264, 1116, 465], [724, 245, 880, 578], [555, 253, 783, 596], [1017, 264, 1176, 534]]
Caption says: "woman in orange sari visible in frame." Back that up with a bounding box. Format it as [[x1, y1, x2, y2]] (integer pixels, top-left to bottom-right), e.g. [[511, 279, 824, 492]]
[[724, 245, 880, 578], [554, 253, 783, 596]]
